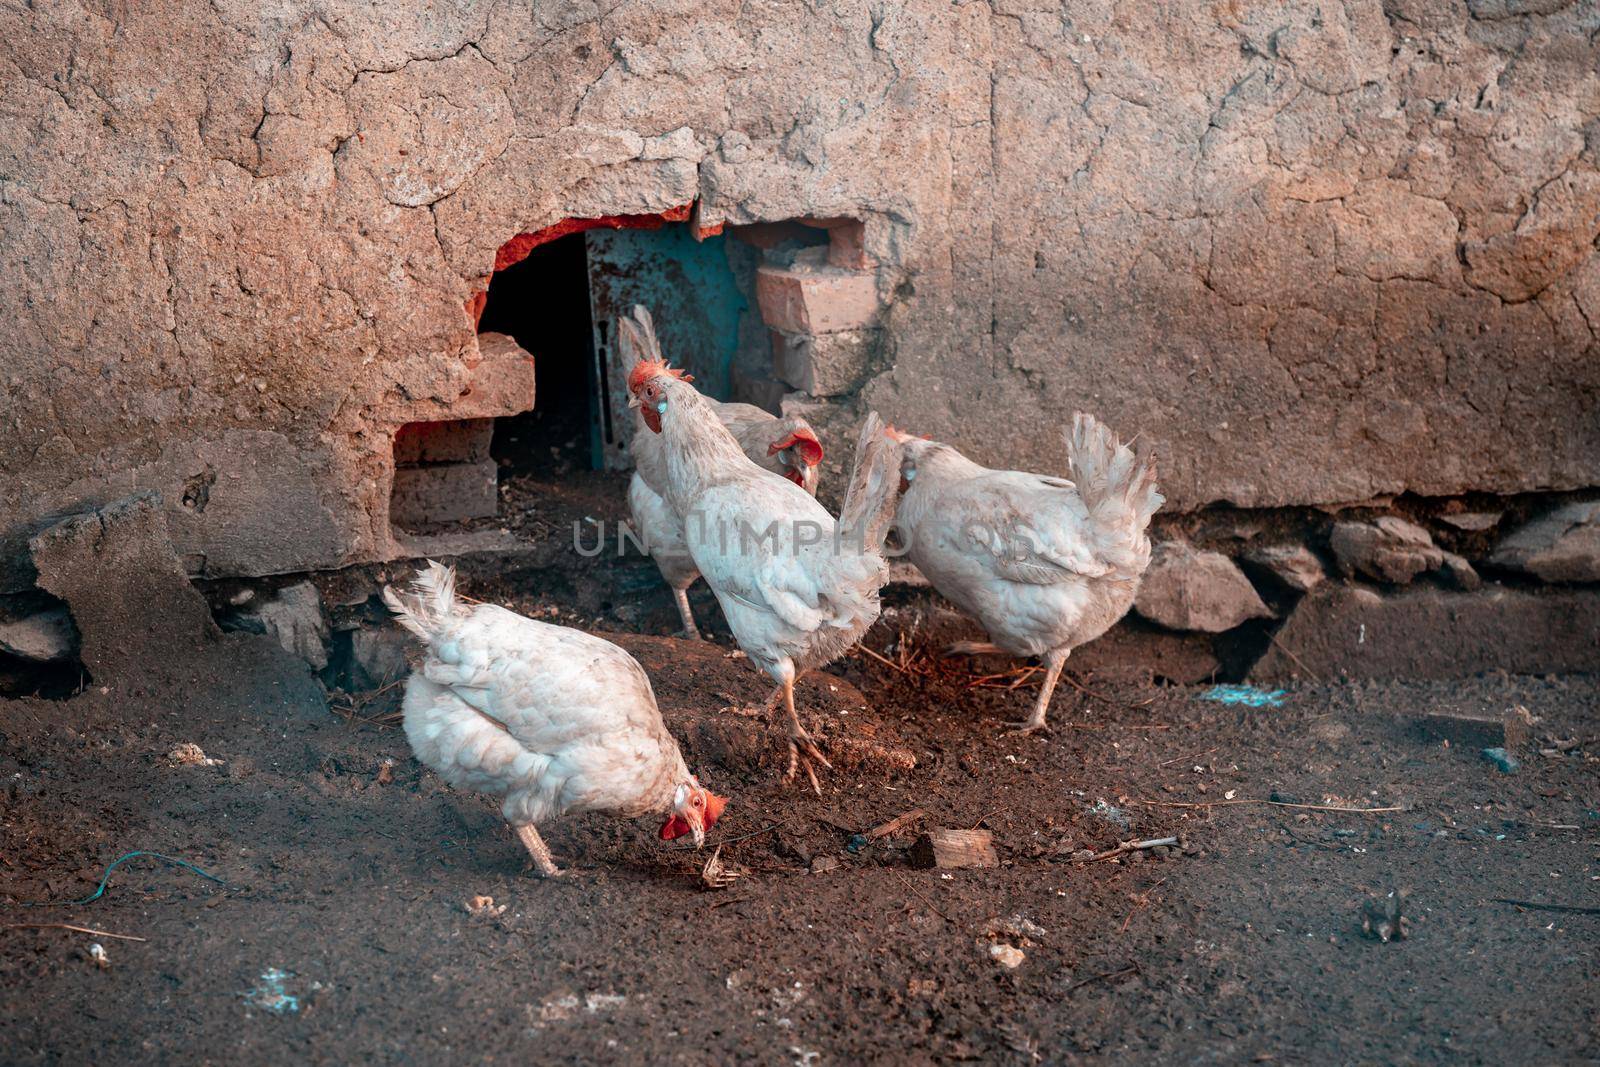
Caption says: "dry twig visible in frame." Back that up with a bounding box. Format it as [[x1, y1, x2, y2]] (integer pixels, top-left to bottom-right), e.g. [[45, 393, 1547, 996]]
[[1134, 798, 1403, 814], [4, 922, 147, 942], [1076, 837, 1178, 862]]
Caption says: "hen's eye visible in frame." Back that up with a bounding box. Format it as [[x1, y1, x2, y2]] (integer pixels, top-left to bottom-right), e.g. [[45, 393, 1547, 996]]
[[691, 795, 703, 807]]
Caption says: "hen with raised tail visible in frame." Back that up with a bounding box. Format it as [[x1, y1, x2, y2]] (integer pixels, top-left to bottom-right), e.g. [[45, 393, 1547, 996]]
[[383, 561, 726, 876], [889, 413, 1162, 733]]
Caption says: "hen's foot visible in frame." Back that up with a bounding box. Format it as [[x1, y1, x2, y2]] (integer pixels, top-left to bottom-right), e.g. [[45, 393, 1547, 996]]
[[514, 824, 565, 878], [1004, 717, 1052, 737], [784, 730, 833, 796]]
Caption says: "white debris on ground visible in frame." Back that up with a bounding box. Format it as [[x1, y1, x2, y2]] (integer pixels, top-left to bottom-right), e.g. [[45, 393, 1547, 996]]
[[988, 944, 1026, 968], [166, 743, 222, 767]]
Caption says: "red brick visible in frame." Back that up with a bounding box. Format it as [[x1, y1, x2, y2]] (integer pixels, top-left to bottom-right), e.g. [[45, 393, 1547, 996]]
[[755, 264, 880, 334], [393, 419, 494, 465]]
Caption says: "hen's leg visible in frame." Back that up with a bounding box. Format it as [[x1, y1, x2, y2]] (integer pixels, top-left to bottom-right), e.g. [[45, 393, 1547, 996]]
[[671, 585, 702, 641], [1009, 648, 1068, 735], [780, 676, 832, 795], [513, 824, 564, 878]]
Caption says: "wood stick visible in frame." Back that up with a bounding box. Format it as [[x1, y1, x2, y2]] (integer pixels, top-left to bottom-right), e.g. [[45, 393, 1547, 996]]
[[1134, 798, 1403, 814], [892, 870, 953, 924], [855, 645, 905, 673], [1266, 630, 1323, 683], [866, 810, 926, 840], [4, 922, 147, 942], [1066, 960, 1140, 994], [1077, 837, 1178, 862], [1158, 747, 1217, 768]]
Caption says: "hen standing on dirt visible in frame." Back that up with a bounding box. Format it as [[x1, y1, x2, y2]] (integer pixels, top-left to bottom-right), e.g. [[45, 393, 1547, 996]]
[[629, 354, 902, 791], [621, 306, 824, 639], [889, 415, 1162, 733], [383, 562, 726, 876]]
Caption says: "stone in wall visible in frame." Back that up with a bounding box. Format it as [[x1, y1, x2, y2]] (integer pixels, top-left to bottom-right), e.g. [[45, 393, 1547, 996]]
[[1243, 544, 1326, 593], [241, 582, 332, 672], [1252, 584, 1600, 682], [1489, 500, 1600, 583], [0, 603, 77, 663], [1134, 541, 1274, 633], [1329, 517, 1454, 585]]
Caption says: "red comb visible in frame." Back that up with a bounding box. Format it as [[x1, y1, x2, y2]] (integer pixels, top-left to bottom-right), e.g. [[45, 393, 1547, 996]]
[[628, 359, 693, 395], [767, 428, 824, 467]]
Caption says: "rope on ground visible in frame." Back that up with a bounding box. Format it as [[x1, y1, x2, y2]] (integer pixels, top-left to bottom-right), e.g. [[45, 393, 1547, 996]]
[[22, 850, 229, 907]]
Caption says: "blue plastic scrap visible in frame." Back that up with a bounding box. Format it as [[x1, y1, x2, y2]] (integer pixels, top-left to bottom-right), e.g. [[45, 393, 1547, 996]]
[[1199, 684, 1287, 708], [1480, 747, 1520, 774], [241, 969, 301, 1015]]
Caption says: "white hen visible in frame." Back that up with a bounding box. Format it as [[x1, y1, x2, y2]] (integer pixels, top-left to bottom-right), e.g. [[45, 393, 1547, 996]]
[[620, 306, 823, 639], [383, 562, 726, 876], [889, 414, 1162, 733], [628, 356, 901, 790]]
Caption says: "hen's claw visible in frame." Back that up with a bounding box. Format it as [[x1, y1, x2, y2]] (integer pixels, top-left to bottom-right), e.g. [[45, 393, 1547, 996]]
[[1004, 718, 1051, 737], [783, 730, 832, 795]]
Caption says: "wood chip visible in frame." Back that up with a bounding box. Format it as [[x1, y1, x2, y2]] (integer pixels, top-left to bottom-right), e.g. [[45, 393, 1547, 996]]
[[910, 828, 998, 870]]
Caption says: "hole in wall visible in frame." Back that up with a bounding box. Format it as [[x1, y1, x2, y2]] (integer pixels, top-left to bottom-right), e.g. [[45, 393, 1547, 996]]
[[388, 208, 874, 534], [0, 593, 87, 700], [479, 232, 599, 476]]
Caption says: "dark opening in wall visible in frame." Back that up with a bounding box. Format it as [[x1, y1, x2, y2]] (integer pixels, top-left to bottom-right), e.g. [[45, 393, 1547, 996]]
[[0, 595, 85, 700], [479, 231, 599, 475]]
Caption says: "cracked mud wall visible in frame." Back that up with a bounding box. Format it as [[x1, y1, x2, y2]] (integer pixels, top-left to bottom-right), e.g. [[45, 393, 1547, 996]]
[[2, 0, 1597, 589]]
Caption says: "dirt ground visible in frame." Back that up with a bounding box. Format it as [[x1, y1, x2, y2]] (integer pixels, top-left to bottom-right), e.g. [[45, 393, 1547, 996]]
[[3, 465, 1598, 1065]]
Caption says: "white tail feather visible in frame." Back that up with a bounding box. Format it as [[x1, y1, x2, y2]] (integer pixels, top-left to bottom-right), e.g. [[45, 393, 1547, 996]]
[[381, 560, 458, 643], [617, 305, 664, 364], [1066, 413, 1162, 577], [837, 412, 901, 554]]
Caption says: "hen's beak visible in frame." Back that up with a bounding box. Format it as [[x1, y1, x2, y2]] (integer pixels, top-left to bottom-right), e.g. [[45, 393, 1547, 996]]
[[627, 393, 641, 410], [691, 824, 706, 849]]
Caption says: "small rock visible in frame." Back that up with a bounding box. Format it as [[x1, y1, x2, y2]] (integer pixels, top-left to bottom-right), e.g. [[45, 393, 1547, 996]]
[[0, 605, 77, 662], [988, 943, 1026, 968], [809, 854, 840, 875], [247, 582, 330, 670], [1135, 541, 1274, 633], [86, 942, 110, 969], [1360, 889, 1408, 943], [1441, 552, 1481, 591], [1489, 500, 1600, 583], [1438, 510, 1503, 532], [1244, 544, 1326, 593], [1330, 517, 1444, 585], [1481, 747, 1520, 774], [375, 758, 395, 785]]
